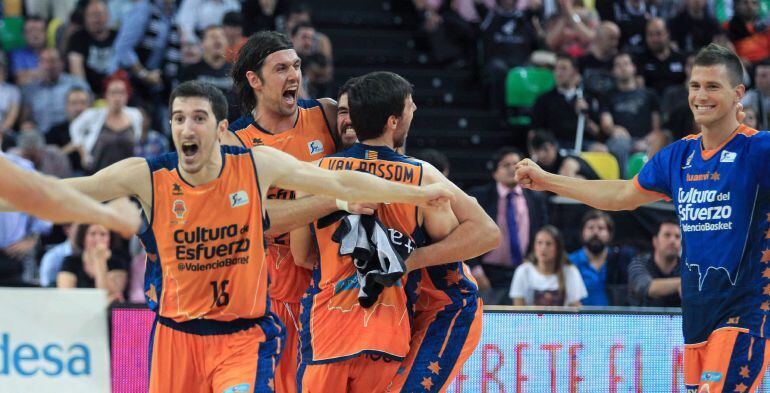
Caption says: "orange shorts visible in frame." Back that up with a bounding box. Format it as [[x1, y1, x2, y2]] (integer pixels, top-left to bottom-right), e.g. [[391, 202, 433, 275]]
[[684, 328, 770, 393], [299, 353, 401, 393], [148, 314, 285, 393], [272, 298, 301, 393], [391, 300, 483, 393]]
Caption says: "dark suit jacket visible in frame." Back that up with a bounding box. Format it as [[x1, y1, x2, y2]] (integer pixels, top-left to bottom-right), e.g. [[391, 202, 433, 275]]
[[466, 182, 549, 285]]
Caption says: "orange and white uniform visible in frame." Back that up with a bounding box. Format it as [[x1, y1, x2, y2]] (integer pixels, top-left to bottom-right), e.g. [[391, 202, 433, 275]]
[[298, 144, 421, 393], [140, 145, 284, 393], [229, 99, 336, 393]]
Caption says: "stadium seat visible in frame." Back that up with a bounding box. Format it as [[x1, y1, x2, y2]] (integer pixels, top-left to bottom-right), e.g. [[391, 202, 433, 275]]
[[0, 17, 25, 51], [579, 151, 620, 180], [505, 66, 554, 126], [625, 152, 648, 179]]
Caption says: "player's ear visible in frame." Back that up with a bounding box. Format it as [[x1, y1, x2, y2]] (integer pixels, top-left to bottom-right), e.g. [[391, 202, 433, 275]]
[[735, 84, 746, 102], [217, 119, 228, 138], [387, 114, 399, 130], [246, 70, 262, 90]]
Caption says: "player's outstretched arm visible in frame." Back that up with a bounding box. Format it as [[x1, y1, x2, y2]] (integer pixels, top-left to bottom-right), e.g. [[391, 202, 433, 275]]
[[405, 163, 502, 271], [0, 156, 141, 237], [515, 159, 660, 211], [62, 157, 151, 204], [252, 146, 454, 207]]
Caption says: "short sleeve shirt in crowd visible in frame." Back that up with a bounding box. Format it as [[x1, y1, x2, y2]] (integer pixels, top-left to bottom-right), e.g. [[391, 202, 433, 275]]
[[603, 87, 660, 138], [67, 29, 117, 93], [634, 49, 687, 96], [509, 262, 587, 306], [60, 254, 128, 288], [177, 61, 236, 120], [578, 53, 616, 96], [635, 125, 770, 344]]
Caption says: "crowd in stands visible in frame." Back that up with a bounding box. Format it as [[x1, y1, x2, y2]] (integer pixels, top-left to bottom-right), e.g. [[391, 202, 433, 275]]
[[8, 0, 756, 309]]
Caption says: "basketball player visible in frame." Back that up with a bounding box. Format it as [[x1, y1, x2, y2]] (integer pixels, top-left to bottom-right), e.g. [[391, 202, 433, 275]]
[[516, 44, 770, 393], [291, 72, 497, 392], [1, 81, 452, 393], [222, 30, 355, 392], [335, 76, 360, 150], [0, 156, 140, 237]]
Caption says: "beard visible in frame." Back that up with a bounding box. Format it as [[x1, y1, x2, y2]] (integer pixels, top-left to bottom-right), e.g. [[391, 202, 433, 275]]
[[584, 236, 607, 255]]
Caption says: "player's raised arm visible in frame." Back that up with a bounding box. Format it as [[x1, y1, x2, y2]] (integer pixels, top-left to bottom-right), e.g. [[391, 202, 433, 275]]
[[252, 145, 453, 207], [0, 155, 141, 237], [405, 162, 502, 271], [62, 157, 151, 204], [515, 158, 661, 211]]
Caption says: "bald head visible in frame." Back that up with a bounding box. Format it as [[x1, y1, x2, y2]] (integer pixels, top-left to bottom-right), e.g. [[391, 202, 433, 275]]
[[596, 22, 621, 55]]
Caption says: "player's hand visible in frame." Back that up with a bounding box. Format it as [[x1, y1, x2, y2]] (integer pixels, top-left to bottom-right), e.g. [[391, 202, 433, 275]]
[[106, 198, 142, 238], [417, 183, 454, 208], [348, 202, 379, 215], [736, 102, 745, 123], [515, 159, 549, 192]]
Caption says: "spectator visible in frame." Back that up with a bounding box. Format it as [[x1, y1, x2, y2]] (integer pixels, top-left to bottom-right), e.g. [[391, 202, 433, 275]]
[[531, 55, 603, 147], [0, 146, 52, 286], [242, 0, 291, 36], [510, 225, 588, 306], [70, 71, 142, 172], [107, 0, 136, 28], [578, 21, 621, 96], [109, 0, 182, 124], [46, 87, 91, 173], [222, 11, 247, 64], [66, 0, 117, 94], [726, 0, 770, 63], [176, 0, 241, 43], [21, 48, 91, 135], [741, 59, 770, 129], [134, 105, 169, 159], [10, 16, 48, 86], [468, 147, 549, 305], [57, 223, 128, 302], [23, 0, 78, 21], [668, 0, 722, 54], [283, 3, 334, 63], [662, 55, 698, 138], [412, 0, 479, 66], [628, 218, 682, 307], [9, 128, 72, 178], [600, 52, 661, 166], [177, 26, 236, 118], [544, 0, 598, 58], [635, 18, 688, 96], [478, 0, 542, 113], [301, 53, 333, 100], [602, 0, 658, 55], [414, 148, 450, 176], [528, 129, 599, 179], [569, 210, 635, 306], [39, 223, 77, 287], [0, 55, 22, 141]]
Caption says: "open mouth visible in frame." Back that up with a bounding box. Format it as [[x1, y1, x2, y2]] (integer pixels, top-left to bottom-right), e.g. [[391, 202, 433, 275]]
[[282, 87, 298, 106], [181, 142, 199, 157], [694, 104, 716, 112]]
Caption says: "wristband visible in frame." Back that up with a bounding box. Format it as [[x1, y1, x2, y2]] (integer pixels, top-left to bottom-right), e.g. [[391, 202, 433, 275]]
[[335, 199, 349, 212]]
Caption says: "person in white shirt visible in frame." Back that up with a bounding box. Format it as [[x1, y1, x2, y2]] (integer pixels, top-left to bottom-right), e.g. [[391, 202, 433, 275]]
[[510, 225, 588, 306]]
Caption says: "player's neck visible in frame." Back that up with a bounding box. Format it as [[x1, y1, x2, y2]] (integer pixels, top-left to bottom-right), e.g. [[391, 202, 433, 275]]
[[252, 106, 298, 134], [700, 117, 740, 150], [179, 144, 223, 186], [360, 137, 395, 150]]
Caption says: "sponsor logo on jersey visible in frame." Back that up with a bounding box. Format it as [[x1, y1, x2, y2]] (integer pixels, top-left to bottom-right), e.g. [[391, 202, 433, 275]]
[[223, 383, 250, 393], [172, 183, 183, 195], [308, 139, 324, 155], [229, 191, 249, 208], [682, 150, 694, 169], [720, 150, 736, 163], [252, 138, 263, 146], [700, 371, 722, 382]]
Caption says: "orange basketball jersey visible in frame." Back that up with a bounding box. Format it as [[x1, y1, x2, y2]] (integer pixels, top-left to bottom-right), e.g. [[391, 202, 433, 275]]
[[139, 146, 269, 323], [229, 99, 336, 303], [299, 144, 422, 364]]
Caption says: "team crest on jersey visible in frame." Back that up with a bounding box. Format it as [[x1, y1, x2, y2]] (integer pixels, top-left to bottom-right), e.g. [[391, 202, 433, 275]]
[[172, 183, 183, 196], [229, 191, 249, 208], [308, 139, 324, 155], [252, 138, 263, 146], [720, 150, 736, 163], [172, 199, 187, 220]]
